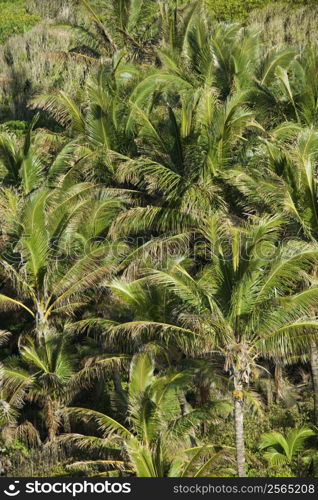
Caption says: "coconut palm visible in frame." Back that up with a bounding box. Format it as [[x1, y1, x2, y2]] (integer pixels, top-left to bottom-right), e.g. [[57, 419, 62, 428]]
[[70, 0, 160, 63], [228, 126, 318, 424], [0, 331, 21, 430], [104, 21, 263, 239], [127, 20, 261, 113], [0, 329, 41, 447], [32, 54, 141, 185], [2, 1, 318, 479], [0, 115, 43, 194], [0, 363, 40, 448], [251, 47, 318, 128], [3, 332, 75, 442], [0, 182, 130, 338], [67, 0, 203, 65], [111, 215, 318, 476], [61, 352, 232, 476], [109, 87, 259, 242], [0, 113, 93, 197]]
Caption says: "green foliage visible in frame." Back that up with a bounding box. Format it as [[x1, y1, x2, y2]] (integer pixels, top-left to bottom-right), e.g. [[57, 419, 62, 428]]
[[63, 352, 232, 477], [2, 121, 28, 137], [259, 427, 316, 476], [1, 0, 318, 480], [206, 0, 269, 21], [0, 1, 40, 44], [206, 0, 318, 21]]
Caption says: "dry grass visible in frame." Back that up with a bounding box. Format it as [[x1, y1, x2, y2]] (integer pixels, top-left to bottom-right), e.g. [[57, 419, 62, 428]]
[[0, 21, 87, 121], [249, 3, 318, 46]]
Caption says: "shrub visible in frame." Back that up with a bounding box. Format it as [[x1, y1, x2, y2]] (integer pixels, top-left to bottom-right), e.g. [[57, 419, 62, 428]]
[[0, 1, 40, 44], [206, 0, 318, 21]]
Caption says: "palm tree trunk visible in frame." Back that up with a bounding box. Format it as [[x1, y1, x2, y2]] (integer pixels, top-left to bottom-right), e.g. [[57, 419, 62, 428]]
[[274, 361, 283, 402], [233, 383, 246, 477], [112, 367, 123, 394], [198, 376, 210, 435], [310, 339, 318, 424], [265, 378, 273, 406], [35, 304, 49, 339], [179, 393, 196, 447], [45, 400, 59, 442]]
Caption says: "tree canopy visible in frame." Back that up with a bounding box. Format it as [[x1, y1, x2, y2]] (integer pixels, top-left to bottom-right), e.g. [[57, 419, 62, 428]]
[[0, 0, 318, 478]]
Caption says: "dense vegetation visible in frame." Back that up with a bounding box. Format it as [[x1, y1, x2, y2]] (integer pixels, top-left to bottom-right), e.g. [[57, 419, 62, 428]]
[[0, 1, 39, 44], [1, 0, 318, 478]]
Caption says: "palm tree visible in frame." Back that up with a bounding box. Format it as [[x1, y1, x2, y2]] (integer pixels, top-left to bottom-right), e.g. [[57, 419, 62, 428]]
[[109, 88, 259, 240], [111, 215, 318, 476], [0, 182, 129, 338], [3, 333, 75, 442], [67, 0, 202, 65], [2, 329, 131, 444], [127, 20, 261, 109], [70, 0, 160, 62], [251, 47, 318, 128], [259, 427, 316, 476], [61, 352, 232, 476], [0, 115, 42, 194], [34, 16, 262, 232], [0, 331, 21, 431], [32, 55, 140, 185], [0, 113, 92, 195], [0, 330, 42, 448], [102, 21, 264, 239], [2, 3, 318, 479], [229, 126, 318, 424]]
